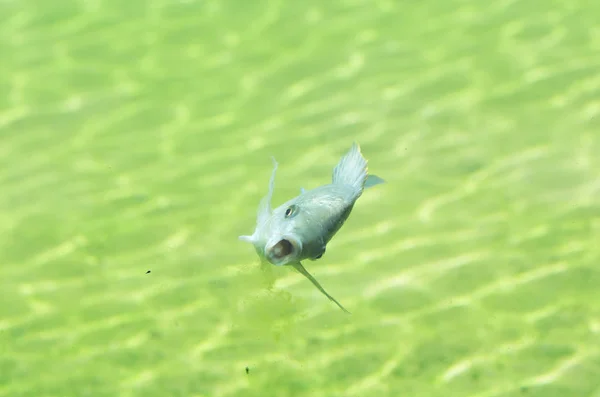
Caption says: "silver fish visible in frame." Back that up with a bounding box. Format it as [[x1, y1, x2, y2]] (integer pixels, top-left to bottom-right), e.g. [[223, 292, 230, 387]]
[[239, 143, 384, 313]]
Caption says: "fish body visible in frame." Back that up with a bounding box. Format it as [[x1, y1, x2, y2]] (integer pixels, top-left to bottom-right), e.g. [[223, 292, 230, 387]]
[[239, 143, 384, 313]]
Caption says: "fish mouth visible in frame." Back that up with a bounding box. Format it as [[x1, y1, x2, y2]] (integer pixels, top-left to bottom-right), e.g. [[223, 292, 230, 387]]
[[265, 236, 302, 266]]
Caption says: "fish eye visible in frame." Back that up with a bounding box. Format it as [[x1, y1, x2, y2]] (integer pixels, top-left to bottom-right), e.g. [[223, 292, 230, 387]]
[[284, 205, 298, 218]]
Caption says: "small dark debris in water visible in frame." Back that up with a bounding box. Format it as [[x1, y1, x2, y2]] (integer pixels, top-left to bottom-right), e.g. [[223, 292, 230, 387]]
[[245, 367, 249, 374], [146, 270, 151, 274]]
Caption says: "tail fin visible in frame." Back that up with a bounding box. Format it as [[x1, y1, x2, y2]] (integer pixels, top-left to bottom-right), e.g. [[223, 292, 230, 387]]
[[332, 142, 368, 191]]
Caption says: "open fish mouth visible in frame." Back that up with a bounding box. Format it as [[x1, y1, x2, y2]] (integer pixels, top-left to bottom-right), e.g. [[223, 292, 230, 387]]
[[265, 236, 302, 266]]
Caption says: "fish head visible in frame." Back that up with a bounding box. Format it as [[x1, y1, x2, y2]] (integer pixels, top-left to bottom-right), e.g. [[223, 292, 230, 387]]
[[240, 198, 310, 266], [261, 201, 307, 266], [240, 231, 303, 266]]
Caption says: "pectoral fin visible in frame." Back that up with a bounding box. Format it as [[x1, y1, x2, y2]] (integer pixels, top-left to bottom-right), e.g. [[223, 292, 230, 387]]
[[238, 235, 256, 246], [290, 262, 350, 314], [310, 245, 326, 260], [364, 174, 385, 188]]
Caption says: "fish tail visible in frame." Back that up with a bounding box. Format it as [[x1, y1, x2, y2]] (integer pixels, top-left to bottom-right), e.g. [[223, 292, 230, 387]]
[[332, 142, 371, 194]]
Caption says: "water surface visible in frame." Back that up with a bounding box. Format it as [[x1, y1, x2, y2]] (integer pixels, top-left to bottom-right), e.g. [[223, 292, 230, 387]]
[[1, 0, 599, 396]]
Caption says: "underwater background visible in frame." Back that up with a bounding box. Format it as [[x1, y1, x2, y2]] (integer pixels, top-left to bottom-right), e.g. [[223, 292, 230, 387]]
[[1, 0, 599, 396]]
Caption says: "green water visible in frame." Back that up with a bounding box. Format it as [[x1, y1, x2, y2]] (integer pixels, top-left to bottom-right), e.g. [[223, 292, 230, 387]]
[[1, 0, 599, 396]]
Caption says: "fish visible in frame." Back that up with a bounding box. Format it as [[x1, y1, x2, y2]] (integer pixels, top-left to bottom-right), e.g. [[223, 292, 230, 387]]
[[239, 143, 385, 313]]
